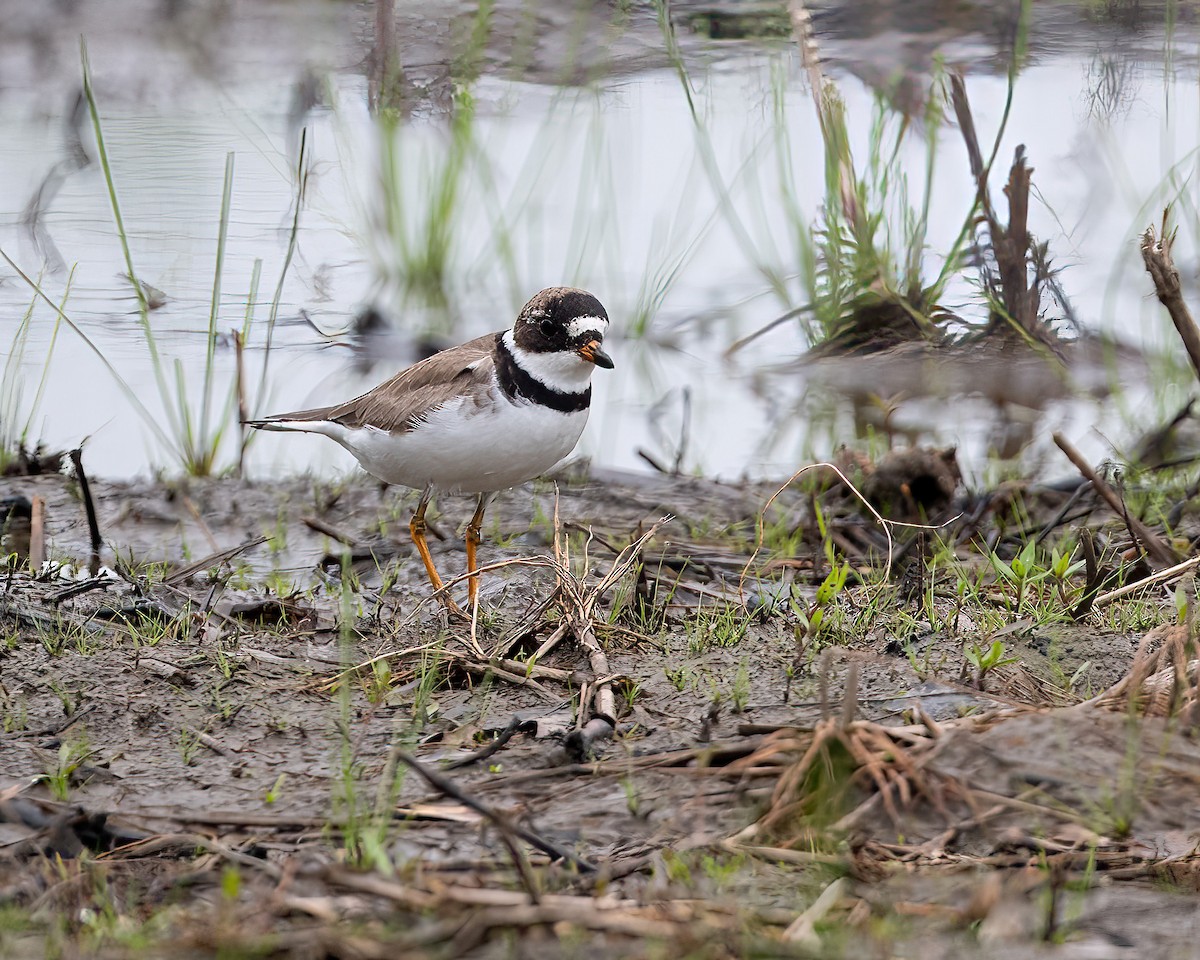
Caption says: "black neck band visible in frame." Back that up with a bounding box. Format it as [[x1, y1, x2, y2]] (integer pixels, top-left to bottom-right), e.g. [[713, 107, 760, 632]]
[[495, 334, 591, 413]]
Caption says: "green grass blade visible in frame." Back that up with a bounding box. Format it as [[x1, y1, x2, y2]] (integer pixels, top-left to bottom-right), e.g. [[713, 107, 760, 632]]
[[255, 129, 308, 413], [0, 248, 173, 449], [200, 151, 236, 457], [1, 290, 39, 465], [21, 267, 73, 446], [80, 39, 181, 444], [80, 41, 147, 317], [174, 357, 196, 472], [242, 257, 262, 337]]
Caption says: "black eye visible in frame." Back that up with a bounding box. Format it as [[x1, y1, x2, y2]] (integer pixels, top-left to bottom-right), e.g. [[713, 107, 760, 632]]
[[539, 318, 555, 336]]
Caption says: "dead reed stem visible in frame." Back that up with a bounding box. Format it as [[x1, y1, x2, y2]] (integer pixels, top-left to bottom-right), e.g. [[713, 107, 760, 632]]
[[1052, 431, 1178, 567], [68, 447, 102, 557], [234, 329, 247, 478], [1142, 209, 1200, 385], [28, 495, 44, 572]]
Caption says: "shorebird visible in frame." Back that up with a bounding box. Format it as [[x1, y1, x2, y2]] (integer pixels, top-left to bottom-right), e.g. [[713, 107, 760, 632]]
[[247, 287, 613, 610]]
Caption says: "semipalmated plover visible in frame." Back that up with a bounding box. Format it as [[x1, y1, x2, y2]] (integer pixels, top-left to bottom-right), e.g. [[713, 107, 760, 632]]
[[247, 287, 613, 609]]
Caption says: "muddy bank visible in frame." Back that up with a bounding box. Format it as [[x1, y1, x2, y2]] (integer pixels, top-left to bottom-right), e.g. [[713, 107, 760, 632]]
[[2, 460, 1198, 957]]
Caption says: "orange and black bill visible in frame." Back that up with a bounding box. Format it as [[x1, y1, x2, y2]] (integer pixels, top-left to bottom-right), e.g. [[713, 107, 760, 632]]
[[577, 339, 614, 368]]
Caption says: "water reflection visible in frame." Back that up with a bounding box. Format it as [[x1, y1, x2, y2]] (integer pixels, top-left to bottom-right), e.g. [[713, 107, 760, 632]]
[[1, 2, 1199, 483]]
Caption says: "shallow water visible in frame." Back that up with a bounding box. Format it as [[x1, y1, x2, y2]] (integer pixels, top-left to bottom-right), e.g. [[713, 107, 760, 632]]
[[3, 1, 1200, 483]]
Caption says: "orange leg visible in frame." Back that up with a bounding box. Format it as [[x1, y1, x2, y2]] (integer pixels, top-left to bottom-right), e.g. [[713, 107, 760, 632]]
[[464, 493, 492, 606], [410, 490, 460, 613]]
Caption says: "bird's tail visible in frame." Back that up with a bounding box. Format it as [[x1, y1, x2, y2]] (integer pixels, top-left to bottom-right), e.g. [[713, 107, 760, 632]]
[[243, 418, 297, 433], [243, 406, 339, 433]]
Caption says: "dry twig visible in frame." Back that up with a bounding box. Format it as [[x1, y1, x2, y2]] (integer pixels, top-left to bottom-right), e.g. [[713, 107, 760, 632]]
[[1142, 208, 1200, 383], [1052, 431, 1178, 568], [392, 748, 596, 874], [28, 495, 44, 572]]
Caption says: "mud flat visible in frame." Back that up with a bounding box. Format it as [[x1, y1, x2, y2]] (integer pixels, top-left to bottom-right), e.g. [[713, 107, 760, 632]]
[[2, 454, 1200, 958]]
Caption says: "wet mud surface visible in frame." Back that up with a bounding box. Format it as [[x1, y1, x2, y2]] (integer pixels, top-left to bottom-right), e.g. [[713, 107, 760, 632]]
[[3, 463, 1200, 957]]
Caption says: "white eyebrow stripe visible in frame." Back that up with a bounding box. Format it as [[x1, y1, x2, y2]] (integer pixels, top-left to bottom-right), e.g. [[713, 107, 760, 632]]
[[566, 316, 609, 339]]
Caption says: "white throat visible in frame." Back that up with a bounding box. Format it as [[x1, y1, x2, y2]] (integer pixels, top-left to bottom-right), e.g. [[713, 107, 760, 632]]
[[503, 330, 596, 394]]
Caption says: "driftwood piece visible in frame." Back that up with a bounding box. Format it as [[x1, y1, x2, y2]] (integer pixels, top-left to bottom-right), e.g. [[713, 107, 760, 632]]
[[1142, 209, 1200, 384]]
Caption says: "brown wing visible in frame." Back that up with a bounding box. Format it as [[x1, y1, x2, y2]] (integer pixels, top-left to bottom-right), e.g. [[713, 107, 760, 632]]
[[266, 333, 500, 433]]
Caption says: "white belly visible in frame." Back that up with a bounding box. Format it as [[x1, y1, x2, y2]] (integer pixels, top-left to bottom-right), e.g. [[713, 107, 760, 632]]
[[318, 394, 588, 494]]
